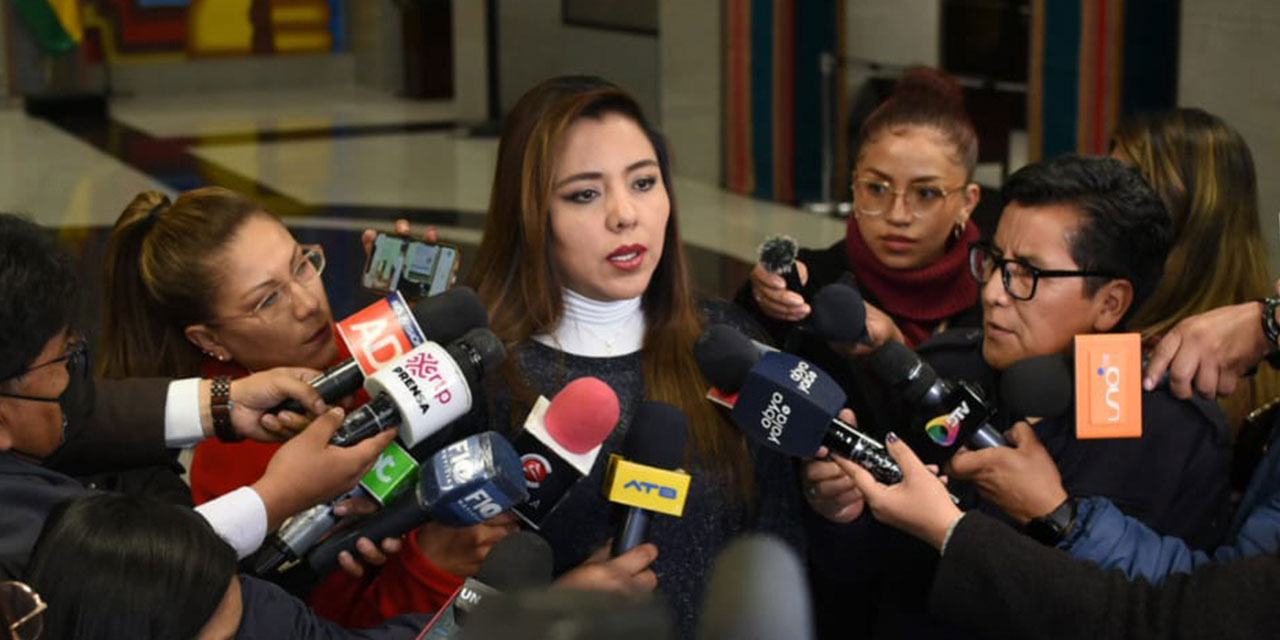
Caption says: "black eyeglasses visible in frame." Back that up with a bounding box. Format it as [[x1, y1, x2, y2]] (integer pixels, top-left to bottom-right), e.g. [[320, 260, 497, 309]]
[[1, 581, 45, 640], [968, 242, 1118, 301], [0, 337, 88, 403]]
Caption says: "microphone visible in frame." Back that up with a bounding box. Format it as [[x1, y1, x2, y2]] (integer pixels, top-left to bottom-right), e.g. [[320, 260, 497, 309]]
[[246, 440, 421, 577], [604, 401, 691, 556], [511, 377, 620, 529], [809, 279, 870, 345], [419, 530, 554, 638], [869, 342, 1009, 451], [693, 324, 903, 484], [698, 534, 813, 640], [306, 431, 529, 575], [329, 328, 506, 447], [1000, 354, 1075, 421], [758, 235, 804, 292], [273, 287, 489, 415]]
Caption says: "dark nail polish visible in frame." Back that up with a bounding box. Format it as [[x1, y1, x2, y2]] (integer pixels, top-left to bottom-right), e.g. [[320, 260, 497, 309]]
[[886, 432, 899, 443]]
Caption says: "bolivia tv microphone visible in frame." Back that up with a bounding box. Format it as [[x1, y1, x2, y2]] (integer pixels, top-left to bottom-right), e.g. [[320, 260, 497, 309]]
[[511, 377, 620, 529], [604, 401, 691, 556], [694, 324, 903, 484], [307, 431, 528, 575], [329, 328, 505, 447], [273, 287, 489, 415], [869, 342, 1009, 452]]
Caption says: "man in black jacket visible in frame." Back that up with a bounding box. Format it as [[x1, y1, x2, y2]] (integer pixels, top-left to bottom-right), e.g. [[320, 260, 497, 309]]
[[804, 156, 1230, 638]]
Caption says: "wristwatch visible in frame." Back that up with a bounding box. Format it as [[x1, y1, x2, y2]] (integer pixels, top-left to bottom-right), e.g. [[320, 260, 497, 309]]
[[210, 376, 242, 442], [1260, 298, 1280, 369], [1025, 497, 1078, 546]]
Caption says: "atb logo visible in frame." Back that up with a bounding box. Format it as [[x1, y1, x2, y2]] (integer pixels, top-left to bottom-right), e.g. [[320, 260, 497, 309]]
[[789, 362, 817, 394], [522, 454, 551, 488], [624, 479, 678, 500], [1098, 355, 1122, 422]]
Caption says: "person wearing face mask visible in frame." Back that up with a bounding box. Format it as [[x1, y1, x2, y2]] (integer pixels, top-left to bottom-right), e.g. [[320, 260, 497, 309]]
[[96, 189, 511, 627], [0, 212, 393, 581], [808, 156, 1230, 638]]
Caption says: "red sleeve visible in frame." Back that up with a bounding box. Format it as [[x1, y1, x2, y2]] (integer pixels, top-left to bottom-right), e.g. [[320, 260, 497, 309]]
[[307, 526, 465, 628]]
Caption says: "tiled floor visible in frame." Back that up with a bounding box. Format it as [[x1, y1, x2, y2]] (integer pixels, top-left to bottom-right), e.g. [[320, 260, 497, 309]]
[[5, 86, 848, 313]]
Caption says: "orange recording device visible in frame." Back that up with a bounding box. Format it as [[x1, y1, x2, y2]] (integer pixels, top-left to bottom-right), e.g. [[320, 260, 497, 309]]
[[1073, 333, 1143, 439]]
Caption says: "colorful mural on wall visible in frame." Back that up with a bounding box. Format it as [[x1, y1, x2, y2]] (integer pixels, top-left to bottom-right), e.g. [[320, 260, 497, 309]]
[[74, 0, 345, 61]]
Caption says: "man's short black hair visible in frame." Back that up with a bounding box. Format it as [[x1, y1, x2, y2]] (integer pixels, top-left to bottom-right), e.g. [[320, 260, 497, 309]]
[[1001, 155, 1171, 326], [0, 213, 77, 381]]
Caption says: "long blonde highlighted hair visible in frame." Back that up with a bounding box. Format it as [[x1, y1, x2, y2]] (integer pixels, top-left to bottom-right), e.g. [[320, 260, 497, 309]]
[[1115, 108, 1279, 429]]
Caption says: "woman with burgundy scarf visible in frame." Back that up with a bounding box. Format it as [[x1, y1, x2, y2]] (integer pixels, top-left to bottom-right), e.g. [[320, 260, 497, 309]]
[[735, 67, 982, 640], [738, 66, 982, 351]]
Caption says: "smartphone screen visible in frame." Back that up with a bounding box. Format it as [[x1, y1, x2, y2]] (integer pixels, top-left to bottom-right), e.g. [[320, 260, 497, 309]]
[[362, 233, 459, 300]]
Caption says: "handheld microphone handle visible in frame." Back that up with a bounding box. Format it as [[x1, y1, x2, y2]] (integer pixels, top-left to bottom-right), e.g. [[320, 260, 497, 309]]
[[969, 424, 1009, 449], [307, 492, 429, 574], [824, 419, 904, 485], [612, 508, 650, 556], [329, 393, 400, 447], [273, 359, 364, 415], [781, 269, 803, 294]]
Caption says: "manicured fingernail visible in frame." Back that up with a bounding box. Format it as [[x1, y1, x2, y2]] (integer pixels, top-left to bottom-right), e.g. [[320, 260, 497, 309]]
[[1143, 378, 1154, 391], [329, 406, 345, 418], [313, 399, 326, 413], [886, 432, 899, 444], [333, 504, 348, 516]]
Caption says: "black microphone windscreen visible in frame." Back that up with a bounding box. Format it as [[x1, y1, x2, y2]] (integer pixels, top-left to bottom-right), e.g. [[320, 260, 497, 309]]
[[758, 235, 798, 275], [811, 281, 868, 343], [698, 534, 813, 640], [473, 531, 554, 591], [694, 324, 761, 393], [447, 328, 507, 387], [869, 342, 939, 401], [625, 402, 688, 470], [1000, 354, 1073, 419], [414, 286, 489, 344]]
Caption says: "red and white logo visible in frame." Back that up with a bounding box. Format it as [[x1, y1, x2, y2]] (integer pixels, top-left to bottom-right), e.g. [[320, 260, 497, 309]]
[[521, 454, 551, 488]]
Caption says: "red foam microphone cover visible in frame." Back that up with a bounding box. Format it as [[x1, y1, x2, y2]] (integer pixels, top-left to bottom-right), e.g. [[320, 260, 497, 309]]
[[544, 376, 620, 454]]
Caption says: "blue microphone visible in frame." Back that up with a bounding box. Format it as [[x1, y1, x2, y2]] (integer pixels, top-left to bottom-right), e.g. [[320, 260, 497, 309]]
[[306, 431, 528, 574]]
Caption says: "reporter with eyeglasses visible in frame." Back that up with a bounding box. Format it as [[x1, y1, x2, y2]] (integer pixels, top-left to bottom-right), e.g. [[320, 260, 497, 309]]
[[0, 211, 393, 582], [96, 189, 499, 627], [807, 156, 1232, 639]]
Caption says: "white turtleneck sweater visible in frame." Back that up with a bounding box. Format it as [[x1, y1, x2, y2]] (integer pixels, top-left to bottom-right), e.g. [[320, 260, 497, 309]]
[[531, 288, 646, 357]]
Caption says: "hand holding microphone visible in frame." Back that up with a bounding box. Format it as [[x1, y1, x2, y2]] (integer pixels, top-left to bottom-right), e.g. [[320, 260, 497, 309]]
[[250, 407, 399, 533], [749, 236, 810, 322], [841, 433, 964, 551], [307, 431, 528, 575], [946, 421, 1068, 524]]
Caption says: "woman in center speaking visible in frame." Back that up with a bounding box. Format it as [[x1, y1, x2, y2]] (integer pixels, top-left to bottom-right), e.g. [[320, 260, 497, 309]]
[[433, 76, 804, 637]]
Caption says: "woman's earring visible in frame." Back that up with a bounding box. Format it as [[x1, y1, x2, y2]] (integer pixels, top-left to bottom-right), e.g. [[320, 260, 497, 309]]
[[953, 222, 964, 239]]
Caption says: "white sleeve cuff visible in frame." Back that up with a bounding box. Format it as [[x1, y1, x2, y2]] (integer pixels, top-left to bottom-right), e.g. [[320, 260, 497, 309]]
[[196, 486, 269, 559], [164, 378, 206, 447]]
